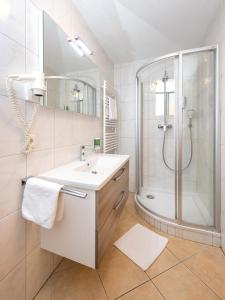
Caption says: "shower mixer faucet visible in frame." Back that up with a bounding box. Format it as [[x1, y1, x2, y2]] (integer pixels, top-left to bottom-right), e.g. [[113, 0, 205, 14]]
[[158, 124, 172, 132]]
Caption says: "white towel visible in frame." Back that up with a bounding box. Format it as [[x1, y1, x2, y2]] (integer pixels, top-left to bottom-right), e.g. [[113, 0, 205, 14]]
[[108, 96, 117, 120], [22, 177, 63, 229]]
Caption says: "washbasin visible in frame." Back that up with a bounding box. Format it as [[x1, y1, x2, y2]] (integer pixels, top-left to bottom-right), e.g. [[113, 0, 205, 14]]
[[40, 154, 130, 190], [74, 156, 121, 174]]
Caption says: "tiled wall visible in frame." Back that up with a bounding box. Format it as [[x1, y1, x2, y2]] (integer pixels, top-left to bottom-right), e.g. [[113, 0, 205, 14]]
[[0, 0, 113, 299], [114, 61, 143, 192], [203, 1, 225, 252]]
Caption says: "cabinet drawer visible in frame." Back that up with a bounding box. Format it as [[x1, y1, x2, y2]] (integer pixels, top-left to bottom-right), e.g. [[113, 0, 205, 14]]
[[97, 187, 128, 264], [96, 162, 129, 230]]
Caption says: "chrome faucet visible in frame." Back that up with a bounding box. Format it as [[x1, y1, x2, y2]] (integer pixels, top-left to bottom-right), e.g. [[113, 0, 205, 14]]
[[80, 144, 94, 161]]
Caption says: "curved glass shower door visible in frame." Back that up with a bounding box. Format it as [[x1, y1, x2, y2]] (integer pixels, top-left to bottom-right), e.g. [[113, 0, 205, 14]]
[[138, 55, 178, 220], [136, 46, 219, 229], [181, 49, 217, 227]]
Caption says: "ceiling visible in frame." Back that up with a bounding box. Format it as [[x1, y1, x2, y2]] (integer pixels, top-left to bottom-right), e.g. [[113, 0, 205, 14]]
[[72, 0, 222, 63]]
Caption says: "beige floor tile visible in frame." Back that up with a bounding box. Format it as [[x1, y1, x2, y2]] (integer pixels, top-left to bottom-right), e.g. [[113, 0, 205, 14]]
[[113, 209, 154, 242], [97, 246, 149, 299], [53, 258, 77, 274], [146, 248, 180, 279], [120, 193, 137, 217], [184, 247, 225, 299], [167, 236, 207, 260], [118, 281, 163, 300], [153, 263, 219, 300], [0, 260, 25, 300], [52, 254, 63, 270], [26, 247, 53, 300], [50, 262, 107, 300], [34, 280, 52, 300], [0, 210, 25, 281]]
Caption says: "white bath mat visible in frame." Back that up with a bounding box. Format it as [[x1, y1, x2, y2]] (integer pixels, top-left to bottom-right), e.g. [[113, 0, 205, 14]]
[[114, 224, 168, 270]]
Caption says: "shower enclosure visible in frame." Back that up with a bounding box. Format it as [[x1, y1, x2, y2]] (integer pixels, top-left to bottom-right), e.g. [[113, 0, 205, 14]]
[[136, 46, 220, 231]]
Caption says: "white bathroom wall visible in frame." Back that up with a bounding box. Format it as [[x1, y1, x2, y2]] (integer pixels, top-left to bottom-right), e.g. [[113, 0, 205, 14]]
[[115, 61, 144, 192], [203, 0, 225, 250], [201, 0, 225, 250], [0, 0, 113, 299]]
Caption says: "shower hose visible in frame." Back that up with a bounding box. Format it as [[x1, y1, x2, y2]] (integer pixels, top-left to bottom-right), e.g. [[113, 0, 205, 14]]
[[162, 126, 193, 171]]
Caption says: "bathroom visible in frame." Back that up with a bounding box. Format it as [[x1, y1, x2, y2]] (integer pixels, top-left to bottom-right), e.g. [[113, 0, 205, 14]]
[[0, 0, 225, 299]]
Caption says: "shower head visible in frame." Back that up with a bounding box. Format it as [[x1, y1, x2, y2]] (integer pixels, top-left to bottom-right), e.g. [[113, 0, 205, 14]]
[[186, 109, 195, 119], [162, 71, 168, 82]]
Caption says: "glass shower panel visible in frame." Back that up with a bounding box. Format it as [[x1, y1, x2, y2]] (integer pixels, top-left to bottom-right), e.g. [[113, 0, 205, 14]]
[[182, 50, 215, 226], [139, 57, 177, 220]]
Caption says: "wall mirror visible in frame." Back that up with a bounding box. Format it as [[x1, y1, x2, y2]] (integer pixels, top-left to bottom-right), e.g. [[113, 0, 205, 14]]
[[42, 12, 101, 117]]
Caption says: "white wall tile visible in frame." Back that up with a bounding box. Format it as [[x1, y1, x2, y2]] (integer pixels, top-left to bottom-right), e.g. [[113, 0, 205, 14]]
[[54, 145, 78, 167], [0, 154, 26, 219], [182, 229, 212, 245], [118, 101, 135, 121], [0, 211, 25, 281], [0, 96, 25, 157], [26, 0, 42, 55], [27, 149, 54, 176], [0, 33, 25, 98], [0, 0, 26, 46], [119, 120, 135, 138], [26, 104, 54, 151]]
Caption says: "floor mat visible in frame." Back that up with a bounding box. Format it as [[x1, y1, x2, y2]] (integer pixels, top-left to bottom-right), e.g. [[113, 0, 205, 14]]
[[114, 223, 168, 270]]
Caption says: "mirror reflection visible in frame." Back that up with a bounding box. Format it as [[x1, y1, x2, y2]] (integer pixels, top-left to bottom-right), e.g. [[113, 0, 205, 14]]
[[43, 12, 101, 117]]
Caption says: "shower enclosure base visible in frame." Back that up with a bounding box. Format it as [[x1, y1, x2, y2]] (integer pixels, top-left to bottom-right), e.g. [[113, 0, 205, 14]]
[[135, 193, 221, 247], [140, 188, 213, 226]]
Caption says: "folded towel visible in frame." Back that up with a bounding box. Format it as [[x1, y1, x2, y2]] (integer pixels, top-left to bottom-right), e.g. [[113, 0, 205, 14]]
[[55, 193, 64, 222], [22, 177, 63, 229], [108, 96, 117, 120]]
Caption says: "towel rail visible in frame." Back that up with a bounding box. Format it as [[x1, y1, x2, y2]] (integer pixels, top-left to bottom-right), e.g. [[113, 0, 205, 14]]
[[21, 177, 88, 199], [103, 80, 118, 153]]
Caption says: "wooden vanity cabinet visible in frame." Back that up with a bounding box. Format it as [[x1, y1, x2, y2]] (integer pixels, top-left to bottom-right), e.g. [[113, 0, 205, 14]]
[[96, 161, 129, 265]]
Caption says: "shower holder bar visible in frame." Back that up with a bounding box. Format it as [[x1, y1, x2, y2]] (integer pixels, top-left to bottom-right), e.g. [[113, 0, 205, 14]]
[[21, 177, 88, 199]]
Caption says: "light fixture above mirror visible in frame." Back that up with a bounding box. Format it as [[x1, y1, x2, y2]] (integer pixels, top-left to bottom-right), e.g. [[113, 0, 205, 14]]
[[68, 36, 93, 57]]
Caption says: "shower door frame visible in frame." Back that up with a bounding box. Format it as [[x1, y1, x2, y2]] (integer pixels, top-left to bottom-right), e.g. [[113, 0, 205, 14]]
[[136, 45, 220, 231]]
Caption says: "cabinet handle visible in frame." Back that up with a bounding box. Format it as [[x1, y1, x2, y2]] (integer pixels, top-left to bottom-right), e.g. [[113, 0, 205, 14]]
[[113, 167, 125, 182], [113, 190, 127, 211]]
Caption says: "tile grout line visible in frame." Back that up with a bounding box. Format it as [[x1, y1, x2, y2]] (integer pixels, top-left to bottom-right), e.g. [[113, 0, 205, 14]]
[[144, 270, 167, 300], [113, 278, 150, 300], [147, 260, 182, 280], [165, 242, 210, 263], [33, 257, 63, 300], [96, 270, 110, 300], [182, 262, 223, 300], [151, 280, 167, 300], [0, 255, 26, 284]]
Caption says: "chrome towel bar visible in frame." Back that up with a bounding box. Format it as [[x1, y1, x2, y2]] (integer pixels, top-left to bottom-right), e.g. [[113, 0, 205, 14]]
[[21, 177, 88, 199]]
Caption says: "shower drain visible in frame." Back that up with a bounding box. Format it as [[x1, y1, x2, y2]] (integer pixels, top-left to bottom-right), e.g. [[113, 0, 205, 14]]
[[146, 194, 155, 199]]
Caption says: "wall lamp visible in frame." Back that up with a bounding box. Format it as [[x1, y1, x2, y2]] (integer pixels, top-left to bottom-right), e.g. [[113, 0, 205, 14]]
[[68, 36, 93, 57]]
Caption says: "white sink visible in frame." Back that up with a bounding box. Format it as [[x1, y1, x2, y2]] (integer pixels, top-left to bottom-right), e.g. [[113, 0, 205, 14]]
[[40, 154, 129, 190], [74, 156, 121, 174]]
